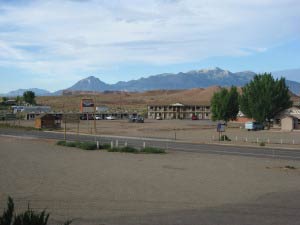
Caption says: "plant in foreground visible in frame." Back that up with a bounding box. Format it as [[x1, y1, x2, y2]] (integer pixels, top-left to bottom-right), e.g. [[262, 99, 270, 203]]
[[0, 196, 72, 225]]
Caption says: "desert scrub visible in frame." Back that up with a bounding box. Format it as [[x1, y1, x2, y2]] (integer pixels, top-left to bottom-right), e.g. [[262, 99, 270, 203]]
[[56, 140, 66, 146], [259, 141, 266, 146], [220, 135, 231, 141], [107, 146, 138, 153], [78, 142, 97, 150], [56, 141, 166, 154], [0, 196, 72, 225], [101, 143, 111, 150], [141, 147, 165, 154], [56, 141, 97, 150]]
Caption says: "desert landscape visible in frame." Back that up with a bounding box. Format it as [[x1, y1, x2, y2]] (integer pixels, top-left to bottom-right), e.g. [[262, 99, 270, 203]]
[[0, 136, 299, 225]]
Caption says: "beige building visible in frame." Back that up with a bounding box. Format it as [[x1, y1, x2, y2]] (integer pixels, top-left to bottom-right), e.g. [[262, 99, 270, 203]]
[[274, 107, 300, 131], [147, 103, 211, 120]]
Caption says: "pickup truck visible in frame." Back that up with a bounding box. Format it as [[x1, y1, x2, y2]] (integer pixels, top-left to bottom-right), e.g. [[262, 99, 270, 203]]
[[245, 122, 264, 131]]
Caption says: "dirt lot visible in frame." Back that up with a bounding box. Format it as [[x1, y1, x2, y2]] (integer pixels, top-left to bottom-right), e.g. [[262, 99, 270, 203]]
[[0, 136, 300, 225], [3, 119, 300, 148]]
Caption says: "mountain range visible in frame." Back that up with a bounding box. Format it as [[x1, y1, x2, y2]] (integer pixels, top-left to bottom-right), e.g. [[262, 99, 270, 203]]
[[2, 67, 300, 96]]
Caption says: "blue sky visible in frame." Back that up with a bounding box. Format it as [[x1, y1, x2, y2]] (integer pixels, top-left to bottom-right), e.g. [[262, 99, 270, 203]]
[[0, 0, 299, 92]]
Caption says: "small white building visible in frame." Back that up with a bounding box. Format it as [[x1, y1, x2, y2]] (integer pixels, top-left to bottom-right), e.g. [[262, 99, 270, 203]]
[[11, 106, 51, 120], [274, 107, 300, 131]]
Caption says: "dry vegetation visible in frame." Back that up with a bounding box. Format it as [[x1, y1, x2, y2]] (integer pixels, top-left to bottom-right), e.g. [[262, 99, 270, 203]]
[[36, 86, 300, 114], [36, 87, 222, 113]]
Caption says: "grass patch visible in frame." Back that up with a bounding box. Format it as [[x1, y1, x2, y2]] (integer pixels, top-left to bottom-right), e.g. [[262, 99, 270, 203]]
[[107, 146, 138, 153], [78, 142, 97, 150], [0, 123, 42, 131], [56, 141, 97, 150], [56, 141, 166, 154], [121, 146, 139, 153], [141, 147, 166, 154]]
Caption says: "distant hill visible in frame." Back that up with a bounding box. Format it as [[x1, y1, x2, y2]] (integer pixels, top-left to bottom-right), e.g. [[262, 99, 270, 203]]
[[1, 88, 51, 97], [62, 67, 300, 94], [63, 67, 257, 93], [112, 68, 256, 91], [2, 67, 300, 96], [67, 75, 110, 92]]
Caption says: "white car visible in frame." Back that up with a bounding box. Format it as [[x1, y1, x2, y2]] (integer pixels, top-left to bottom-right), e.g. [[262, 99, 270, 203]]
[[106, 116, 116, 120], [95, 115, 102, 120]]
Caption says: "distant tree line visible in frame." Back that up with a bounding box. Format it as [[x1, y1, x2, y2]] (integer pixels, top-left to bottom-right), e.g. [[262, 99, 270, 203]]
[[1, 91, 36, 105]]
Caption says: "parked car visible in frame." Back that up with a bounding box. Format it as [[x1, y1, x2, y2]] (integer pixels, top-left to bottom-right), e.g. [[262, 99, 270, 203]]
[[95, 115, 102, 120], [191, 115, 198, 120], [106, 116, 116, 120], [245, 122, 264, 131], [80, 114, 94, 120], [156, 116, 162, 120], [128, 115, 144, 123]]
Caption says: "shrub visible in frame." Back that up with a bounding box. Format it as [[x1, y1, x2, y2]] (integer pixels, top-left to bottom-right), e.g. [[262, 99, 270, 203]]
[[107, 147, 121, 152], [101, 143, 111, 150], [65, 142, 78, 147], [220, 135, 231, 141], [284, 165, 296, 170], [141, 147, 165, 154], [120, 146, 139, 153], [78, 142, 97, 150], [0, 196, 71, 225], [259, 142, 266, 146], [56, 140, 66, 146]]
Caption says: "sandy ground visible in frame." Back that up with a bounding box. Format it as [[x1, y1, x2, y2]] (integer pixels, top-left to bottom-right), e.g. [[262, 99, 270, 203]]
[[0, 136, 300, 225]]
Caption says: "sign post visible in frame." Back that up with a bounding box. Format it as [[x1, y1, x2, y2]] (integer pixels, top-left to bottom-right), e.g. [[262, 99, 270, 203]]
[[217, 123, 225, 141], [62, 114, 81, 141]]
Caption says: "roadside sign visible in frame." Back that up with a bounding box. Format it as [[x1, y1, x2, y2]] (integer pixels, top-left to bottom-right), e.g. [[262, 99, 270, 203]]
[[62, 113, 80, 123], [217, 123, 225, 132], [80, 99, 95, 113]]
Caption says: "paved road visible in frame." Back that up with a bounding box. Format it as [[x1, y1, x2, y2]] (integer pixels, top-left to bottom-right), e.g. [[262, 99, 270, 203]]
[[1, 128, 300, 161]]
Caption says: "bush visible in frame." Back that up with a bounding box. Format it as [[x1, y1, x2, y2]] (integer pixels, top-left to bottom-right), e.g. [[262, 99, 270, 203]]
[[56, 141, 97, 150], [141, 147, 165, 154], [259, 141, 266, 146], [65, 142, 78, 147], [101, 143, 111, 150], [78, 142, 97, 150], [220, 135, 231, 141], [56, 140, 66, 146], [120, 146, 139, 153], [107, 147, 121, 152], [0, 196, 72, 225]]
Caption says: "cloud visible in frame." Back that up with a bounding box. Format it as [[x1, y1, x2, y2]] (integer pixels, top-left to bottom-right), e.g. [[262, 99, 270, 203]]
[[0, 0, 299, 82]]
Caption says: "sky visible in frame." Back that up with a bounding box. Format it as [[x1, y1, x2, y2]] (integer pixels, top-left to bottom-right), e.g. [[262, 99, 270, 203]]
[[0, 0, 299, 92]]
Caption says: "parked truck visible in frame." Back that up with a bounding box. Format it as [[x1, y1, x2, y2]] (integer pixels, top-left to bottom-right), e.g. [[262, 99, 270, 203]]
[[245, 122, 264, 131]]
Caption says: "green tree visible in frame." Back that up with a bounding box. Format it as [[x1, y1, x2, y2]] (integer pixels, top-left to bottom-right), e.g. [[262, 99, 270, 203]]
[[15, 96, 23, 105], [211, 86, 239, 123], [1, 97, 8, 103], [239, 73, 292, 126], [23, 91, 36, 105]]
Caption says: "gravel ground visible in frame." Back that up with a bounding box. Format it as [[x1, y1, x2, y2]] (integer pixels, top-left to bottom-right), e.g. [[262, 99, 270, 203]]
[[0, 136, 300, 225]]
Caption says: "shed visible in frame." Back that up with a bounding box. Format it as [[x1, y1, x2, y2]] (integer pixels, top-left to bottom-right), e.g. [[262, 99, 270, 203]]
[[35, 114, 61, 129], [280, 115, 299, 131]]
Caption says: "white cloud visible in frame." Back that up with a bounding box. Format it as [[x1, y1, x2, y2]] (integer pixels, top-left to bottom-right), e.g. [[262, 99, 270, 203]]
[[0, 0, 299, 86]]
